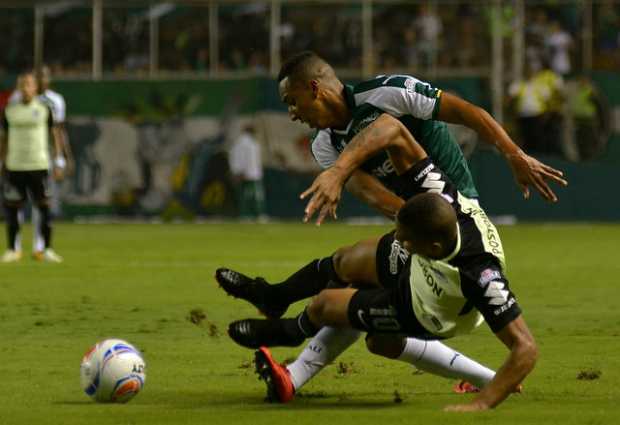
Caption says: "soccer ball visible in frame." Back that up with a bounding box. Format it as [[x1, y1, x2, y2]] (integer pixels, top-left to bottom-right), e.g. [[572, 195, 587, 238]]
[[80, 338, 146, 403]]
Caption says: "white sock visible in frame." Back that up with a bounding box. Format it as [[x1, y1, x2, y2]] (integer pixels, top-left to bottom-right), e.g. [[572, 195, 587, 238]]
[[32, 207, 44, 252], [397, 338, 495, 388], [286, 327, 362, 391]]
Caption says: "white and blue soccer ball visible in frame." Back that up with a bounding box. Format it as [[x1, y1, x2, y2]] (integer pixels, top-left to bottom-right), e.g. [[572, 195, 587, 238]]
[[80, 338, 146, 403]]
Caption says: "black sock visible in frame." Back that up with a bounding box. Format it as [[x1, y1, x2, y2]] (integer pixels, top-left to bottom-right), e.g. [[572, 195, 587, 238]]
[[38, 205, 52, 248], [268, 257, 344, 306], [5, 206, 19, 250], [277, 309, 320, 345]]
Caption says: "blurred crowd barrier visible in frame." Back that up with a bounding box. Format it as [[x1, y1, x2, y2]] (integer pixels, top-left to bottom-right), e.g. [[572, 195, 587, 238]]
[[0, 1, 618, 221], [0, 1, 618, 78]]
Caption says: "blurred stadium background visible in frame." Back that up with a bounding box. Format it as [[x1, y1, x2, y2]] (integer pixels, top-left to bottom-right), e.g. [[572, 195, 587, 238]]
[[0, 0, 619, 222]]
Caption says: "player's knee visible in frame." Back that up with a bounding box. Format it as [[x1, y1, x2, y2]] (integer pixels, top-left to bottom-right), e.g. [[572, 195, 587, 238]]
[[3, 201, 22, 210], [331, 247, 350, 282], [333, 245, 364, 284], [307, 291, 329, 323]]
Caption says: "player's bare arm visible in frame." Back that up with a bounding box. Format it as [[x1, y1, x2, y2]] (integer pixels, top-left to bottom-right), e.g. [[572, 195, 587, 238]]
[[444, 315, 538, 412], [345, 170, 404, 220], [437, 92, 568, 202], [301, 114, 423, 224], [51, 125, 65, 181], [59, 124, 74, 175]]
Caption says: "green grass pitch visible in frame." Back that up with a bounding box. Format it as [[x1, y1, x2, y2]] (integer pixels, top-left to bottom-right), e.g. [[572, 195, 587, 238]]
[[1, 222, 619, 425]]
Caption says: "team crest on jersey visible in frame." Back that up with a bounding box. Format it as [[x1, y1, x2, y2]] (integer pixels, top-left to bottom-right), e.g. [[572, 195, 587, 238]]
[[404, 78, 416, 94], [478, 268, 502, 287]]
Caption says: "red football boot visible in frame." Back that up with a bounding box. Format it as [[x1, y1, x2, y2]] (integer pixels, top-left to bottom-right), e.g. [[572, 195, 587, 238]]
[[452, 380, 481, 394], [254, 346, 295, 403]]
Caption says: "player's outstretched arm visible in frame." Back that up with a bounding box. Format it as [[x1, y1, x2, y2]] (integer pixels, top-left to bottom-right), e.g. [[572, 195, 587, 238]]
[[444, 315, 537, 412], [437, 92, 568, 202], [301, 114, 421, 224], [345, 170, 404, 220]]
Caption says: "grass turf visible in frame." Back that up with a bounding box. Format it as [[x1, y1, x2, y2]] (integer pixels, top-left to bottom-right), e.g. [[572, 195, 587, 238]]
[[0, 222, 619, 425]]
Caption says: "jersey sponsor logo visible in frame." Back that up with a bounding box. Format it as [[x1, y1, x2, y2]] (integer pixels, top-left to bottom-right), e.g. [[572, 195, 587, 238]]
[[465, 207, 503, 256], [388, 240, 409, 275], [413, 163, 435, 182], [369, 306, 397, 317], [371, 158, 396, 178], [484, 280, 510, 305], [478, 268, 502, 287], [493, 297, 516, 316], [417, 257, 444, 297], [351, 111, 381, 135], [420, 171, 446, 194]]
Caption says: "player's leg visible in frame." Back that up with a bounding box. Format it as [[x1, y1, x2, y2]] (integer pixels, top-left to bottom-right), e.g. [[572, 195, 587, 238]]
[[365, 334, 494, 389], [32, 205, 45, 256], [33, 172, 56, 256], [215, 236, 382, 317], [2, 171, 26, 262], [30, 170, 62, 263]]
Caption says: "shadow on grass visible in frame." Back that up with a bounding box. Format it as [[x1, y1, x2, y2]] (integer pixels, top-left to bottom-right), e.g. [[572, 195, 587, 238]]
[[118, 389, 407, 411]]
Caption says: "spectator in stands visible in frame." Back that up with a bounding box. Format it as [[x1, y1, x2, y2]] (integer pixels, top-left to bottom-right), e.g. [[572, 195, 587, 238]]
[[228, 123, 266, 220], [545, 20, 573, 77], [570, 75, 608, 160], [414, 3, 443, 69], [508, 62, 564, 156]]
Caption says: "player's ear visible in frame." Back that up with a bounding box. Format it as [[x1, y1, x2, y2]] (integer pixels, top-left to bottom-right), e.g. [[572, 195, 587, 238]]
[[310, 80, 320, 98], [430, 241, 444, 259]]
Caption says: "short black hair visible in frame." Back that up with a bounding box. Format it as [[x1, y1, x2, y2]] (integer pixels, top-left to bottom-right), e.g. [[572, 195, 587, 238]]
[[397, 193, 457, 256], [277, 51, 329, 83]]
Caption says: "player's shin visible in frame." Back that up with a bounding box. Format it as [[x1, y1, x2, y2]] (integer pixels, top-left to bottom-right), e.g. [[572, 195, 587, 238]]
[[287, 326, 362, 391], [397, 338, 495, 388], [5, 205, 20, 250], [269, 257, 344, 306], [38, 205, 52, 248]]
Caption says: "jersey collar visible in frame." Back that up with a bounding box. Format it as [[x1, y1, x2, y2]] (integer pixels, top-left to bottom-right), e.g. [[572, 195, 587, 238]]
[[332, 85, 356, 135], [343, 84, 356, 110]]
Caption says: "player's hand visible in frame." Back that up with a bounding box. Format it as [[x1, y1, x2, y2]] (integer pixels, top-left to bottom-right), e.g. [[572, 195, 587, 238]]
[[508, 151, 567, 202], [300, 167, 347, 225], [66, 158, 76, 176], [443, 401, 490, 412], [52, 166, 65, 181]]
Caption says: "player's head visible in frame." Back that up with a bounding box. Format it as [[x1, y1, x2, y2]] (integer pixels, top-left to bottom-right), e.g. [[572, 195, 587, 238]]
[[36, 65, 51, 92], [395, 193, 458, 260], [277, 51, 343, 129], [17, 71, 38, 103]]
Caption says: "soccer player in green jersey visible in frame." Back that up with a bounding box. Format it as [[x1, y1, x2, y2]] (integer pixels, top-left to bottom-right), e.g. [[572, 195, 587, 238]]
[[217, 51, 563, 402]]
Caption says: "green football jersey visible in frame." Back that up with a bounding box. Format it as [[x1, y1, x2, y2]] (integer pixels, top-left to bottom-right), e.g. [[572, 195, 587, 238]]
[[311, 75, 478, 198]]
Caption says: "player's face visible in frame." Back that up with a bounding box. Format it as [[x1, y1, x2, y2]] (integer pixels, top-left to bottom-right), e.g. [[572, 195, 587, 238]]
[[37, 67, 51, 91], [395, 220, 437, 259], [279, 77, 330, 129], [18, 74, 38, 102]]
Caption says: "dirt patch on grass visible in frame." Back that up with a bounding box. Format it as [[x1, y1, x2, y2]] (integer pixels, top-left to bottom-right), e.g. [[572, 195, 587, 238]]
[[577, 369, 601, 380], [188, 308, 207, 325], [187, 308, 220, 338]]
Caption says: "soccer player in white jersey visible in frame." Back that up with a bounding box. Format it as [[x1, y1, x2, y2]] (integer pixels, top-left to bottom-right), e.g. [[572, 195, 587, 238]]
[[229, 120, 535, 411], [1, 71, 65, 262], [9, 65, 71, 260]]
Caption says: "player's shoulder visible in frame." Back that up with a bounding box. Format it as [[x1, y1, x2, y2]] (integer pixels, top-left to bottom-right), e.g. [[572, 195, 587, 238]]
[[41, 90, 65, 107], [310, 129, 331, 145], [354, 74, 435, 94]]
